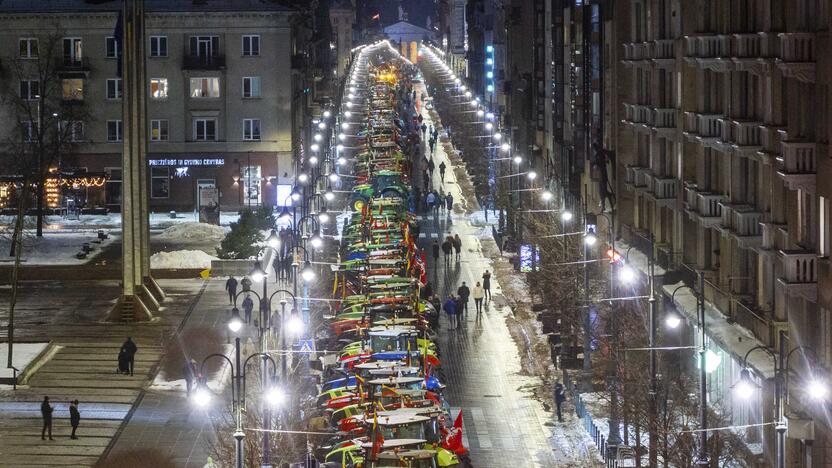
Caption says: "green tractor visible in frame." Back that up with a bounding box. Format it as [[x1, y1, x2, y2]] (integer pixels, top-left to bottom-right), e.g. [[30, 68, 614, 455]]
[[350, 170, 409, 211]]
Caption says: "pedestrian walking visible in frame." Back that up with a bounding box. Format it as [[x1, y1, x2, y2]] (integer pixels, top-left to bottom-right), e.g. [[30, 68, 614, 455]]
[[457, 282, 470, 317], [242, 294, 254, 324], [441, 237, 452, 268], [429, 138, 435, 154], [438, 190, 446, 214], [120, 337, 137, 376], [482, 270, 492, 301], [69, 400, 80, 439], [423, 170, 430, 192], [426, 191, 436, 214], [427, 158, 435, 176], [443, 295, 458, 329], [452, 233, 462, 260], [240, 276, 252, 292], [225, 276, 238, 304], [272, 256, 281, 283], [446, 193, 454, 215], [554, 382, 566, 422], [431, 240, 440, 268], [439, 161, 447, 184], [421, 123, 427, 136], [41, 396, 54, 440], [183, 358, 198, 396], [473, 282, 485, 315]]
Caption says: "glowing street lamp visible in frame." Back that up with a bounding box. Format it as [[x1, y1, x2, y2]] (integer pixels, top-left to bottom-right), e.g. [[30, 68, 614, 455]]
[[266, 229, 280, 249], [584, 228, 597, 246], [250, 261, 268, 283], [228, 308, 244, 333], [301, 260, 316, 283], [561, 210, 574, 223], [665, 313, 682, 329]]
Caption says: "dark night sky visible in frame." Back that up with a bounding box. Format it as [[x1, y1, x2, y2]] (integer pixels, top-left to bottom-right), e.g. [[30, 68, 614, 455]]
[[357, 0, 436, 29]]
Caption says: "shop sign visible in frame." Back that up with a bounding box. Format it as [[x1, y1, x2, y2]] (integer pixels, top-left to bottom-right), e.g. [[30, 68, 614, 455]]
[[149, 158, 225, 167]]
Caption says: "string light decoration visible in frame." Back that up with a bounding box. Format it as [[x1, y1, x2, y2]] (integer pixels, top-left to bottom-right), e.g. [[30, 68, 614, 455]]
[[45, 177, 60, 208]]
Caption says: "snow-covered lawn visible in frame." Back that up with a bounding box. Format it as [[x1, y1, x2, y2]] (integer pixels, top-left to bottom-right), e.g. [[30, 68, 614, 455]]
[[156, 222, 228, 243], [0, 342, 50, 383], [151, 250, 218, 269], [0, 231, 115, 265], [0, 211, 241, 229]]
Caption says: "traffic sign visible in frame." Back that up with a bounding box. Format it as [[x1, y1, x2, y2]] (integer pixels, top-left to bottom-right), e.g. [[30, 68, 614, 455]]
[[297, 339, 315, 355]]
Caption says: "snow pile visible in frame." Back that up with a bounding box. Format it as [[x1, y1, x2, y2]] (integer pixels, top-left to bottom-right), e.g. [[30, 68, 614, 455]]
[[156, 222, 227, 242], [0, 342, 50, 381], [151, 249, 217, 269]]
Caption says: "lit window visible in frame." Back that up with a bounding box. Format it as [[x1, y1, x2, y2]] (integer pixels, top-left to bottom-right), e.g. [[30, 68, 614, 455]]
[[105, 36, 119, 58], [106, 78, 122, 100], [107, 120, 122, 142], [149, 36, 167, 57], [190, 78, 220, 98], [19, 80, 39, 100], [150, 78, 168, 99], [62, 78, 84, 100], [193, 118, 217, 141], [150, 119, 169, 141], [242, 76, 261, 98], [19, 38, 38, 58], [242, 35, 260, 56], [243, 118, 261, 141]]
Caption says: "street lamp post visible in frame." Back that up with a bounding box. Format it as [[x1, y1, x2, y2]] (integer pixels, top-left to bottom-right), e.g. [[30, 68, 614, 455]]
[[193, 320, 280, 468]]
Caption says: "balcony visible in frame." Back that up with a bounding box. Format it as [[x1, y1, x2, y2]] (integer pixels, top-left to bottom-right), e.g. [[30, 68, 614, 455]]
[[624, 165, 651, 192], [777, 250, 818, 302], [651, 108, 677, 136], [622, 42, 649, 67], [645, 175, 678, 207], [776, 33, 816, 83], [758, 222, 788, 253], [57, 57, 91, 76], [622, 103, 651, 127], [683, 34, 732, 72], [651, 39, 676, 68], [755, 125, 786, 165], [683, 183, 724, 227], [719, 119, 763, 154], [731, 33, 775, 74], [183, 54, 226, 70], [776, 141, 817, 192], [684, 113, 722, 146], [718, 203, 763, 248]]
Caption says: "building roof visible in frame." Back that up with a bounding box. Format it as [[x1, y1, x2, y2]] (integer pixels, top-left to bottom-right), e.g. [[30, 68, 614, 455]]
[[0, 0, 294, 13], [383, 20, 431, 36]]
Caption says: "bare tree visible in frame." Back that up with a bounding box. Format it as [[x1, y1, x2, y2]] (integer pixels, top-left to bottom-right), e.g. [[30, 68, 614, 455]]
[[0, 25, 91, 237]]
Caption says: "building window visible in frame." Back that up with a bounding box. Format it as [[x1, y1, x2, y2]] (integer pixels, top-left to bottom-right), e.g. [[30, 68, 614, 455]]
[[19, 80, 39, 100], [107, 120, 122, 142], [189, 36, 219, 57], [150, 78, 168, 99], [149, 36, 167, 57], [242, 76, 261, 98], [242, 35, 260, 56], [193, 118, 217, 141], [150, 119, 169, 141], [62, 79, 84, 100], [243, 118, 261, 141], [23, 121, 38, 142], [106, 78, 122, 100], [19, 38, 38, 58], [190, 78, 220, 98], [62, 37, 82, 64], [61, 121, 84, 142], [105, 36, 119, 58], [151, 167, 170, 199], [105, 168, 122, 204], [242, 165, 261, 205]]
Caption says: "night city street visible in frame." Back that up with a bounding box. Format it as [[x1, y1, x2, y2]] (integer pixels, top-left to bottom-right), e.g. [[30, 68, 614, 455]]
[[0, 1, 829, 467]]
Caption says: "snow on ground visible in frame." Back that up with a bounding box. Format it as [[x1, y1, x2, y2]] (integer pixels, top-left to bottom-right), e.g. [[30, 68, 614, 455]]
[[0, 211, 241, 230], [0, 342, 50, 380], [156, 222, 228, 243], [468, 209, 500, 227], [0, 231, 115, 265], [150, 250, 217, 269], [150, 345, 233, 393]]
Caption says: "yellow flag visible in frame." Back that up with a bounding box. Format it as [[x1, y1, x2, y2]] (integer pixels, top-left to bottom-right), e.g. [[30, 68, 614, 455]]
[[199, 269, 210, 279]]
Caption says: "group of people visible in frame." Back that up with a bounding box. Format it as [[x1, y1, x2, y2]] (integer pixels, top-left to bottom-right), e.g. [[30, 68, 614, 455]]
[[430, 270, 493, 330], [423, 188, 452, 216], [430, 234, 463, 269], [39, 396, 80, 441], [117, 337, 138, 376]]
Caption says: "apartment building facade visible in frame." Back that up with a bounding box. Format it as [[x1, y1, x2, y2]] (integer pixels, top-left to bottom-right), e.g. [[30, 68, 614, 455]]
[[0, 0, 299, 213], [613, 0, 831, 465]]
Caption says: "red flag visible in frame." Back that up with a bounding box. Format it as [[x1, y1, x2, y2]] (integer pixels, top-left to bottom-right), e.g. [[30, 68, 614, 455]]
[[454, 409, 463, 430]]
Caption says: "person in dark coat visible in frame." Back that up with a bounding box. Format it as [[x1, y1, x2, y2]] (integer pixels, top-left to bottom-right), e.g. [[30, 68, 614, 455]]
[[41, 396, 54, 440], [438, 161, 447, 184], [427, 158, 435, 176], [183, 358, 197, 396], [456, 282, 470, 317], [441, 237, 452, 268], [452, 233, 462, 260], [431, 240, 440, 268], [120, 337, 138, 376], [482, 270, 492, 301], [446, 193, 454, 215], [240, 276, 252, 292], [225, 276, 238, 304], [554, 382, 566, 422], [117, 349, 129, 374], [241, 295, 254, 324], [69, 400, 80, 439], [272, 256, 281, 283]]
